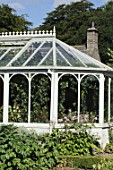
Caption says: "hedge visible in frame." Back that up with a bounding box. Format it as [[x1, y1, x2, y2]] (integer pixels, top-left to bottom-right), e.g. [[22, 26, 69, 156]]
[[61, 155, 113, 169]]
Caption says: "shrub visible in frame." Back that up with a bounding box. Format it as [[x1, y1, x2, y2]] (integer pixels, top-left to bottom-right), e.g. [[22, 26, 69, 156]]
[[0, 124, 60, 170], [0, 124, 101, 169], [49, 126, 101, 156], [104, 143, 113, 153], [93, 159, 113, 170], [61, 155, 113, 169]]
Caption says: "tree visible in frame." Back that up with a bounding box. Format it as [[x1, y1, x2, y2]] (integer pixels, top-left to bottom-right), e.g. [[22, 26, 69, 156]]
[[89, 1, 113, 63], [0, 4, 32, 32], [36, 0, 113, 64], [106, 48, 113, 67], [36, 0, 94, 45]]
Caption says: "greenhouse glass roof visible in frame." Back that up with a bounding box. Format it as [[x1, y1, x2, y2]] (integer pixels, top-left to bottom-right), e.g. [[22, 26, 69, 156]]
[[0, 28, 112, 71]]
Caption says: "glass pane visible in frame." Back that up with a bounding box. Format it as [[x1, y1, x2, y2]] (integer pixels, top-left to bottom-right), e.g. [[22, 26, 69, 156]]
[[56, 43, 85, 67], [86, 62, 101, 68], [56, 51, 70, 66], [40, 51, 53, 66], [0, 49, 7, 57], [12, 42, 41, 66], [71, 49, 101, 68], [26, 42, 52, 66], [26, 51, 43, 66], [0, 49, 21, 66]]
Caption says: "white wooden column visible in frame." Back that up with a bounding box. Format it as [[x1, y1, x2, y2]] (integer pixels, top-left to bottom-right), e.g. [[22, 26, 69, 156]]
[[108, 78, 111, 124], [99, 74, 105, 125], [50, 71, 58, 123], [77, 74, 81, 122], [3, 73, 9, 123], [28, 76, 31, 123]]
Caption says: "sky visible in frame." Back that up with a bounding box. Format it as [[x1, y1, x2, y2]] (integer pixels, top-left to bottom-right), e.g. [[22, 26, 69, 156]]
[[0, 0, 112, 28]]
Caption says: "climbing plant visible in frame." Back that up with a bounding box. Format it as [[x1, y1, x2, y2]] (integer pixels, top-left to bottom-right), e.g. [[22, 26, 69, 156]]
[[31, 74, 51, 123], [9, 74, 51, 123]]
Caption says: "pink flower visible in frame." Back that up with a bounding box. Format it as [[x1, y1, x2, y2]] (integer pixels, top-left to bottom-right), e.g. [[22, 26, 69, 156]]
[[63, 117, 70, 122], [71, 115, 78, 120]]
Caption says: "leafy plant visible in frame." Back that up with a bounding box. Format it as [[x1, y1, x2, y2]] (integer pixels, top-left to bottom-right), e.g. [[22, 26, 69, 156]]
[[47, 125, 101, 156], [93, 159, 113, 170], [9, 74, 50, 123], [31, 74, 50, 123], [9, 102, 27, 122], [58, 74, 99, 123], [104, 143, 113, 153], [0, 124, 60, 170]]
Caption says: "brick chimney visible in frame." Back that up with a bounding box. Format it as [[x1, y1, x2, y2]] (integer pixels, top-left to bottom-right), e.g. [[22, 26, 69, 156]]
[[87, 22, 101, 61]]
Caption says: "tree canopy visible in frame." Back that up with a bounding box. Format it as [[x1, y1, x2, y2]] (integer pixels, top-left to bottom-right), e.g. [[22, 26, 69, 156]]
[[1, 1, 113, 64], [0, 4, 32, 32], [36, 0, 113, 64]]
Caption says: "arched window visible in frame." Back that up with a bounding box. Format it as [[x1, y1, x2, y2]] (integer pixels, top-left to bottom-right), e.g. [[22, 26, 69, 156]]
[[9, 74, 28, 122], [58, 74, 78, 122], [31, 74, 51, 123], [81, 74, 99, 123]]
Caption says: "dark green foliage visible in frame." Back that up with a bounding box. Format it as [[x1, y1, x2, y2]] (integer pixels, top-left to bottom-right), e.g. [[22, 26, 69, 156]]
[[80, 75, 99, 118], [9, 75, 28, 122], [104, 129, 113, 153], [0, 4, 32, 32], [48, 128, 100, 156], [8, 74, 99, 124], [31, 74, 51, 123], [0, 124, 60, 170], [109, 128, 113, 144], [58, 74, 99, 123], [0, 106, 3, 122], [37, 0, 93, 46], [9, 74, 50, 123], [104, 143, 113, 153], [36, 0, 113, 64], [58, 74, 78, 118], [0, 124, 101, 169], [61, 155, 113, 169]]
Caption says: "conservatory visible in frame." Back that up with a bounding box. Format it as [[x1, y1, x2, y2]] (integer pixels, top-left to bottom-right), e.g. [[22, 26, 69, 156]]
[[0, 27, 113, 146]]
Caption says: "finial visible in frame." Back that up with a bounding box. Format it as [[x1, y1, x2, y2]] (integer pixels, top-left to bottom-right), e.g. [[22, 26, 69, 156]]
[[53, 26, 56, 37], [92, 21, 95, 28]]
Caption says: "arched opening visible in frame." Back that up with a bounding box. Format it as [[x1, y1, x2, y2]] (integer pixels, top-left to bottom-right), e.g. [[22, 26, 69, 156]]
[[9, 74, 28, 122], [80, 75, 99, 123], [31, 74, 51, 123], [58, 74, 78, 121], [0, 77, 3, 122]]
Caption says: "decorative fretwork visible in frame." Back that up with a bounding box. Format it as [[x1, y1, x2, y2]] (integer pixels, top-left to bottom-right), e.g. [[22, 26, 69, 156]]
[[0, 28, 56, 37]]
